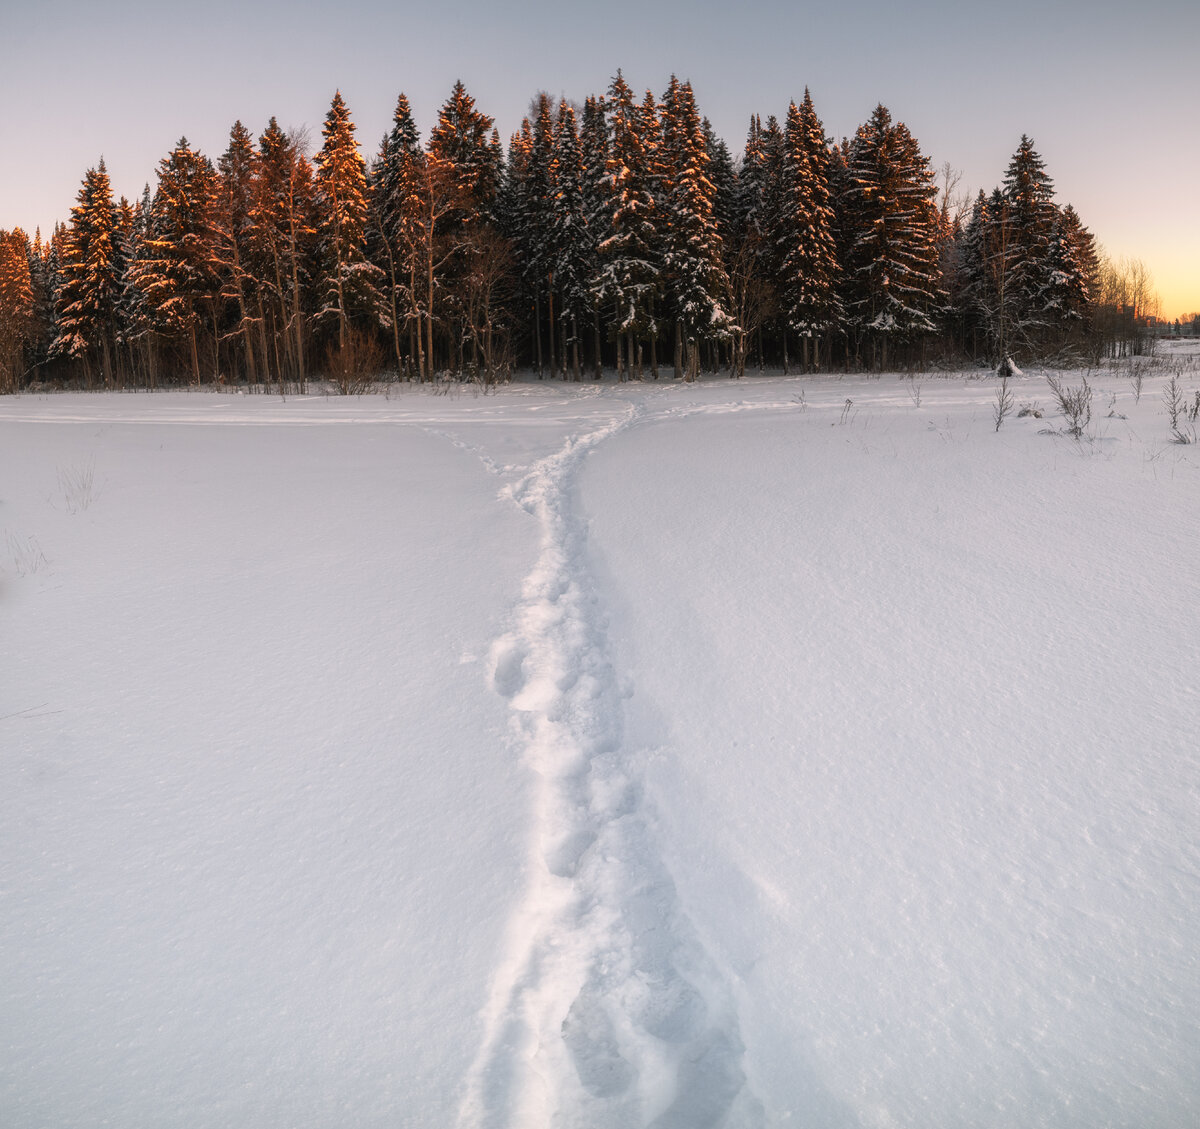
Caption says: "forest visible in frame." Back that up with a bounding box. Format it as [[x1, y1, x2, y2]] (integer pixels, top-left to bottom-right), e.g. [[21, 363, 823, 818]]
[[0, 74, 1168, 394]]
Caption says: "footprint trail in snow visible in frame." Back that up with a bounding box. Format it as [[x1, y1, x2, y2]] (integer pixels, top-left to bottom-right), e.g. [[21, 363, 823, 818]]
[[459, 399, 762, 1129]]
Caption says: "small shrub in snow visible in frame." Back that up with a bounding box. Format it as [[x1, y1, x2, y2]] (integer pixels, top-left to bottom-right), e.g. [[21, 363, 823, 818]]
[[1163, 374, 1197, 444], [905, 379, 923, 408], [1045, 373, 1092, 438], [1129, 358, 1147, 404], [993, 374, 1014, 431], [840, 398, 855, 424], [6, 531, 48, 576], [58, 457, 95, 513], [325, 329, 383, 395]]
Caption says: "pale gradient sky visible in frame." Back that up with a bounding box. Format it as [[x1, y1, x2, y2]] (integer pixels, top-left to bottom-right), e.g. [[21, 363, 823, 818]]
[[3, 0, 1197, 317]]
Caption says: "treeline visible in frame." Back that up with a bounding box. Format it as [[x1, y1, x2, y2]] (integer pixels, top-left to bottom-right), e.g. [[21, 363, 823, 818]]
[[0, 74, 1159, 394]]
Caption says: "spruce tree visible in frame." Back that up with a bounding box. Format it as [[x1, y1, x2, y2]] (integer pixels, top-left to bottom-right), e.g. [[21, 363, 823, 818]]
[[842, 105, 942, 369], [524, 93, 555, 374], [130, 139, 221, 384], [313, 91, 387, 355], [371, 93, 426, 376], [729, 115, 777, 373], [428, 80, 500, 219], [778, 90, 842, 370], [0, 228, 35, 392], [215, 120, 259, 383], [580, 94, 610, 376], [1000, 135, 1059, 350], [659, 77, 728, 380], [592, 71, 659, 379], [24, 228, 58, 379], [549, 102, 591, 379], [249, 118, 318, 388], [55, 159, 124, 385], [120, 186, 160, 385], [428, 81, 502, 372], [1043, 203, 1098, 339]]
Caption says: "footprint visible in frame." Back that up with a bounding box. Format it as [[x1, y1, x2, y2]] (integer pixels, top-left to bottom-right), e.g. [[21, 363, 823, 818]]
[[631, 971, 707, 1043], [544, 826, 597, 878], [490, 638, 527, 698], [649, 1030, 746, 1129], [561, 988, 637, 1098]]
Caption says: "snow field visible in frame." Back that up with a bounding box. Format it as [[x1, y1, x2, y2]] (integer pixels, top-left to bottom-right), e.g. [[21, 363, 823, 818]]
[[3, 357, 1200, 1128]]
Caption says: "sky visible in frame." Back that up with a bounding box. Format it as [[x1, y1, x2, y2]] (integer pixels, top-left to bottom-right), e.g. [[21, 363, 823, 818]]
[[2, 0, 1197, 318]]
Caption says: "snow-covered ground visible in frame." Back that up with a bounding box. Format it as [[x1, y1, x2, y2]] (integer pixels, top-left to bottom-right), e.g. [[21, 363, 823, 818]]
[[3, 349, 1199, 1128]]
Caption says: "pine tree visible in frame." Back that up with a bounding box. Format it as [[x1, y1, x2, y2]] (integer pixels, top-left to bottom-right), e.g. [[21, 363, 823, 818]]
[[128, 139, 223, 383], [427, 81, 502, 372], [120, 185, 160, 384], [313, 91, 387, 355], [251, 118, 318, 388], [703, 117, 737, 251], [842, 105, 942, 368], [592, 71, 659, 379], [728, 115, 776, 373], [55, 159, 124, 385], [215, 120, 259, 383], [580, 94, 610, 376], [524, 93, 556, 374], [1000, 135, 1059, 350], [1043, 203, 1098, 338], [0, 228, 35, 392], [659, 77, 728, 380], [778, 90, 842, 370], [549, 102, 591, 379], [428, 81, 501, 219], [25, 228, 58, 378], [371, 93, 426, 377]]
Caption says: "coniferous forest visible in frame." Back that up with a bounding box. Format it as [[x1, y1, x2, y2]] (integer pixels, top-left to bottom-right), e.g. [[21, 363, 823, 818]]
[[0, 75, 1163, 394]]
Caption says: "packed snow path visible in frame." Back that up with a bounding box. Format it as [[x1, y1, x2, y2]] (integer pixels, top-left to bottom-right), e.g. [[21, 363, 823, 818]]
[[461, 398, 760, 1129]]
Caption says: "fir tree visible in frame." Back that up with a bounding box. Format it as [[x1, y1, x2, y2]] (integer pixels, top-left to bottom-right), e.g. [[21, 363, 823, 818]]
[[579, 94, 610, 376], [728, 115, 776, 373], [842, 105, 942, 368], [25, 227, 59, 378], [778, 90, 842, 369], [428, 81, 502, 371], [428, 80, 500, 220], [215, 120, 260, 382], [592, 71, 659, 379], [55, 159, 124, 385], [371, 93, 426, 377], [251, 118, 318, 388], [659, 77, 728, 380], [523, 93, 556, 374], [0, 228, 35, 391], [549, 101, 591, 379], [130, 139, 221, 383], [703, 117, 737, 251], [120, 185, 160, 384], [313, 91, 387, 352], [1000, 135, 1059, 349]]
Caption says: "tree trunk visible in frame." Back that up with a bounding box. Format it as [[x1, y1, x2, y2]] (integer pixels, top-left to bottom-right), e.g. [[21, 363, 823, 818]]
[[534, 295, 543, 377], [593, 309, 603, 379]]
